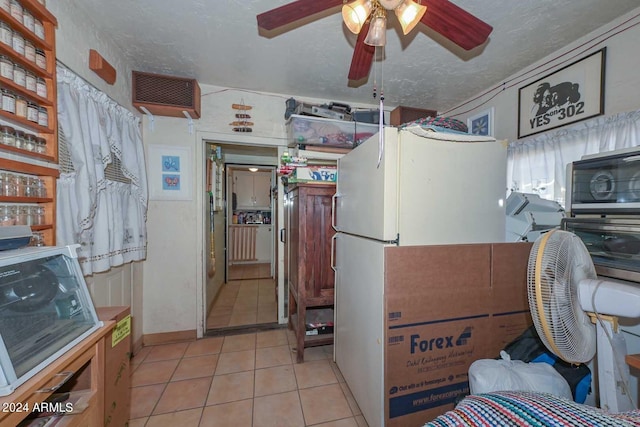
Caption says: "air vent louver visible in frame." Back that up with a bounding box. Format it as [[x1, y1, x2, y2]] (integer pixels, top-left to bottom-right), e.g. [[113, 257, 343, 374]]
[[132, 71, 201, 118]]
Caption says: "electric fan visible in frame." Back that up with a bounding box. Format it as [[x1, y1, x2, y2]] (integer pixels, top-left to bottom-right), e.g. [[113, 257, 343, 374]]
[[528, 229, 640, 412]]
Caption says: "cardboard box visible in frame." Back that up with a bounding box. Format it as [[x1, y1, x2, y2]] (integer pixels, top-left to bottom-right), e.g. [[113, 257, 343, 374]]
[[382, 243, 532, 426], [291, 166, 337, 183], [96, 306, 131, 427]]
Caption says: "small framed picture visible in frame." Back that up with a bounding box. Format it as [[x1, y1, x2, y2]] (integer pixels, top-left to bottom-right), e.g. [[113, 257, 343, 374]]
[[467, 107, 494, 136], [148, 144, 193, 201]]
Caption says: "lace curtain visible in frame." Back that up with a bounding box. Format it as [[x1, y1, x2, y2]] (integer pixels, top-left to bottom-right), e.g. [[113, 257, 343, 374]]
[[56, 64, 148, 275], [507, 110, 640, 206]]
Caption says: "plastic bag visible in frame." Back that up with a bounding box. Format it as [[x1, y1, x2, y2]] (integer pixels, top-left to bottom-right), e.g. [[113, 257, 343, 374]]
[[469, 351, 573, 399]]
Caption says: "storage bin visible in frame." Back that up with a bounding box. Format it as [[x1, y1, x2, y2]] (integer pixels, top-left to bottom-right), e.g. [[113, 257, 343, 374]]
[[286, 114, 378, 148]]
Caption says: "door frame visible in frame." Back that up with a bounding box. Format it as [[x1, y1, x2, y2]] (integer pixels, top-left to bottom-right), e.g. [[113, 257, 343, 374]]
[[198, 135, 288, 336]]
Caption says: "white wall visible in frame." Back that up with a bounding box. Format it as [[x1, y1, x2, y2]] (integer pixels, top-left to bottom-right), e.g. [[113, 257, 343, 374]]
[[142, 84, 378, 336], [449, 7, 640, 407], [447, 7, 640, 143]]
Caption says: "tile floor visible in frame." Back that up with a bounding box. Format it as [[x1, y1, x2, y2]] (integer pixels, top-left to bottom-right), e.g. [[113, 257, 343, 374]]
[[206, 277, 277, 329], [228, 263, 272, 281], [128, 328, 369, 427]]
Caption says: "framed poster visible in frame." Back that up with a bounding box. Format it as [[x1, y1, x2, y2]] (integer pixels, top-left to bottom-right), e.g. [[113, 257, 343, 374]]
[[148, 144, 193, 200], [518, 47, 606, 139], [467, 107, 494, 136]]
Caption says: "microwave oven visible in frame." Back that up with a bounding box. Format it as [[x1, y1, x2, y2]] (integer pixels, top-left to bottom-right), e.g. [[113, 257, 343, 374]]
[[566, 148, 640, 214], [562, 217, 640, 282], [0, 245, 101, 396]]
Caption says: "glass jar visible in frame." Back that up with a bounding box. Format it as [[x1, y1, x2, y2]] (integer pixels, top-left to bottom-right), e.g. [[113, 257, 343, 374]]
[[25, 70, 35, 92], [22, 9, 34, 33], [36, 77, 46, 97], [35, 136, 46, 154], [14, 95, 26, 118], [35, 48, 45, 69], [15, 205, 28, 225], [30, 231, 44, 246], [23, 133, 35, 151], [12, 63, 25, 86], [33, 205, 44, 225], [0, 172, 16, 196], [36, 178, 47, 197], [0, 173, 8, 196], [34, 18, 44, 39], [37, 106, 47, 127], [0, 22, 11, 47], [9, 0, 22, 23], [24, 39, 35, 63], [0, 205, 14, 226], [26, 101, 37, 122], [0, 55, 12, 80], [11, 30, 24, 56], [11, 174, 24, 197], [0, 0, 9, 12], [1, 88, 15, 114], [0, 125, 15, 146], [13, 129, 24, 148]]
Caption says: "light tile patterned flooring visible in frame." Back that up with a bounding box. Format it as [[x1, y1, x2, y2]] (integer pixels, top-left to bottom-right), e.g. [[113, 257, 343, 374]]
[[128, 329, 369, 426], [206, 276, 277, 329]]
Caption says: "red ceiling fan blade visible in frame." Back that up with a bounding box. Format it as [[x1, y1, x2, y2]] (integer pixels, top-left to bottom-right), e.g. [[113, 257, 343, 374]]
[[421, 0, 493, 50], [257, 0, 343, 31], [348, 22, 375, 81]]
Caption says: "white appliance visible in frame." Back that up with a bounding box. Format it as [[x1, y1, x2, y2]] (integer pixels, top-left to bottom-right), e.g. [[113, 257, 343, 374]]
[[505, 192, 565, 242], [333, 127, 507, 427]]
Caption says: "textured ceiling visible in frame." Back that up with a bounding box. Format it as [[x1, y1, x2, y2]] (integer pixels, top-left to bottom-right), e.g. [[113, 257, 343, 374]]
[[71, 0, 639, 112]]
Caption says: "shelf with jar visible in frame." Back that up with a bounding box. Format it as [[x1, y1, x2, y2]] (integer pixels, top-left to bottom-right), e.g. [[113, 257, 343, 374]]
[[0, 0, 56, 163], [0, 157, 57, 246]]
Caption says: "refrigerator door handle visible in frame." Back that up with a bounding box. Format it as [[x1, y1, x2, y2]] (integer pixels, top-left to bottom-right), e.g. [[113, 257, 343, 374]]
[[331, 233, 337, 272], [331, 193, 339, 231], [280, 228, 286, 243]]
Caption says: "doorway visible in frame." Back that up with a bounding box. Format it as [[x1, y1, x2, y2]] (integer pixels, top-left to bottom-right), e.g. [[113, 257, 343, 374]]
[[203, 142, 281, 333]]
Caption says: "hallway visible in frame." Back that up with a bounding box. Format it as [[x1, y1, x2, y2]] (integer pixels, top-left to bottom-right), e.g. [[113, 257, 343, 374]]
[[207, 272, 277, 330]]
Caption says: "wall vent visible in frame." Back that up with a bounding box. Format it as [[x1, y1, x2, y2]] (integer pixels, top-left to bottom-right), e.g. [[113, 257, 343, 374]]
[[132, 71, 201, 118]]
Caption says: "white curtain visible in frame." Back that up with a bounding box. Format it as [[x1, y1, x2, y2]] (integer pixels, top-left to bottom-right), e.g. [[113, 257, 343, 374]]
[[507, 110, 640, 206], [56, 64, 148, 275]]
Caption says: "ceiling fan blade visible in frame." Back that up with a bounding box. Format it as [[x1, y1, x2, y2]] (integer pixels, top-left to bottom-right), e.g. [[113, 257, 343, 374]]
[[348, 22, 375, 81], [257, 0, 343, 31], [421, 0, 493, 50]]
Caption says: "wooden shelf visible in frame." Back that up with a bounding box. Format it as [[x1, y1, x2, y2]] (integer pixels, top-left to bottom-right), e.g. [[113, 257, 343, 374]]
[[626, 354, 640, 370], [0, 322, 114, 427]]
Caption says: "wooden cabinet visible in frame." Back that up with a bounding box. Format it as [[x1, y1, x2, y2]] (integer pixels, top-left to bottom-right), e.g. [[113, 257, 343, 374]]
[[0, 322, 114, 427], [285, 183, 335, 362], [0, 0, 58, 246], [96, 306, 131, 427], [234, 170, 271, 209], [389, 106, 437, 126]]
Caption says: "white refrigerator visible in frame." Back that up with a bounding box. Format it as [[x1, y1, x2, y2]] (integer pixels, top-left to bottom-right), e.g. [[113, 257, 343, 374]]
[[333, 126, 506, 427]]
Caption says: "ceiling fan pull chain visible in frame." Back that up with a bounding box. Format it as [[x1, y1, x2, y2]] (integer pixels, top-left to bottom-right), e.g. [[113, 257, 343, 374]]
[[376, 45, 385, 169]]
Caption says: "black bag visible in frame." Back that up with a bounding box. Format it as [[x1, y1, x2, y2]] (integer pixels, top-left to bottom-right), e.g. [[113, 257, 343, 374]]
[[502, 325, 592, 403]]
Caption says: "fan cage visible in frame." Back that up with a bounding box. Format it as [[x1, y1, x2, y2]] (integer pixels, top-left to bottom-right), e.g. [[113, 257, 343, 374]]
[[527, 230, 597, 364]]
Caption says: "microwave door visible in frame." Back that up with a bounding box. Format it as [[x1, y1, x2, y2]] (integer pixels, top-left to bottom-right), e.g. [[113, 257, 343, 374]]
[[563, 219, 640, 281]]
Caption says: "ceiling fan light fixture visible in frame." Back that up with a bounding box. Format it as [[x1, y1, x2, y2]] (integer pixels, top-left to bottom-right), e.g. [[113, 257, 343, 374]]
[[396, 0, 427, 35], [342, 0, 373, 34], [364, 12, 387, 46], [377, 0, 404, 10]]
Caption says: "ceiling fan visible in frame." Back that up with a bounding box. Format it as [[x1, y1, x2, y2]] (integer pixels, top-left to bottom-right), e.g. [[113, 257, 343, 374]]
[[257, 0, 493, 81]]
